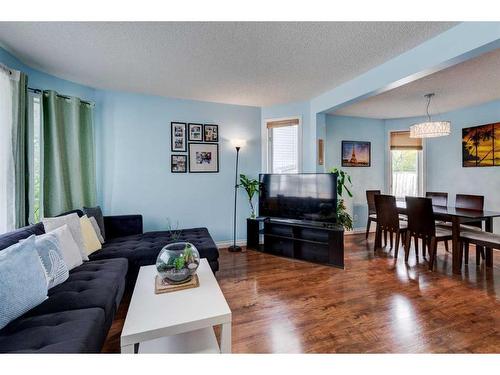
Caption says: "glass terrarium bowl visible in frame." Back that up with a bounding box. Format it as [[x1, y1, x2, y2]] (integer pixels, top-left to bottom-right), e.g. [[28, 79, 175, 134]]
[[156, 242, 200, 284]]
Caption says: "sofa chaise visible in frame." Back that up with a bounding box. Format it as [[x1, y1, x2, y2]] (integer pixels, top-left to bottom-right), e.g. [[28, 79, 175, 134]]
[[0, 212, 219, 353]]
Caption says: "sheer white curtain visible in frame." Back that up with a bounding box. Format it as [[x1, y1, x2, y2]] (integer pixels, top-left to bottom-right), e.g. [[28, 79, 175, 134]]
[[0, 65, 20, 233]]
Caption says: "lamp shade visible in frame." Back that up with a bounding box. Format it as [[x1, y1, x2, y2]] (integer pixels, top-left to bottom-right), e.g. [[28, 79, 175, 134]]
[[231, 139, 246, 148], [409, 121, 451, 138]]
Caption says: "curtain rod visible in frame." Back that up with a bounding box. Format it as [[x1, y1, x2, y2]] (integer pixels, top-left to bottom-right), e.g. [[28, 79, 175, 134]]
[[28, 87, 94, 106]]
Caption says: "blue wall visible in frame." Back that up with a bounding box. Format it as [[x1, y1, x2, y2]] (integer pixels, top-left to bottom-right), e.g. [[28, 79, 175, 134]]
[[325, 115, 386, 230], [96, 90, 261, 241], [1, 46, 262, 242]]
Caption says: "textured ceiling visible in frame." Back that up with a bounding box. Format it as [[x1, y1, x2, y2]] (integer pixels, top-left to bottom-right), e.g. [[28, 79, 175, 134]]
[[0, 22, 457, 107], [334, 47, 500, 119]]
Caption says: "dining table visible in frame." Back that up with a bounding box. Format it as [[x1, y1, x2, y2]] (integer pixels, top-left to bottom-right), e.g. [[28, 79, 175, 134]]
[[395, 201, 500, 274]]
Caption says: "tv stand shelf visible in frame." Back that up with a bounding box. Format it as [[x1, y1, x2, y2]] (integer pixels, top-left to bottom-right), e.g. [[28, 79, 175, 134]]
[[247, 218, 344, 268]]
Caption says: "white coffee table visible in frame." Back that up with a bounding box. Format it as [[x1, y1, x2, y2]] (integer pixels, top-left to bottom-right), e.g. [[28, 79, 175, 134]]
[[120, 258, 232, 353]]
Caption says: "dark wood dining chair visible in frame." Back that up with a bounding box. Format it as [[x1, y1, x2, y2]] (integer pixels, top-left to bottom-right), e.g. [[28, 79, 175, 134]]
[[455, 194, 485, 264], [425, 192, 448, 206], [404, 196, 452, 270], [366, 190, 381, 239], [426, 192, 450, 253], [374, 195, 407, 258]]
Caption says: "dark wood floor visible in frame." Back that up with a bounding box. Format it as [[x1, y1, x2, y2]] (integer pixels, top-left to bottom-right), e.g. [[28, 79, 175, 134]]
[[102, 233, 500, 353]]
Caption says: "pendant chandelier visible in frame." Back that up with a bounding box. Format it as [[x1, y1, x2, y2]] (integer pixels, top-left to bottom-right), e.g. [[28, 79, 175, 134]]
[[410, 93, 451, 138]]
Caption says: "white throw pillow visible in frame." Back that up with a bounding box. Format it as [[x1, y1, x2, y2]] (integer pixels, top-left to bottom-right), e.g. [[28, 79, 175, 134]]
[[48, 225, 83, 270], [42, 213, 89, 261], [89, 216, 105, 244]]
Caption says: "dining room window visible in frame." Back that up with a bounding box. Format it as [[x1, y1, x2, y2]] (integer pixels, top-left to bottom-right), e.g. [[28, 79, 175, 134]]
[[266, 117, 301, 173], [389, 131, 423, 199]]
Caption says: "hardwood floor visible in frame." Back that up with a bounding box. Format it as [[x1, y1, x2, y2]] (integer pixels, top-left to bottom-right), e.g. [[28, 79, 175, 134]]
[[102, 233, 500, 353]]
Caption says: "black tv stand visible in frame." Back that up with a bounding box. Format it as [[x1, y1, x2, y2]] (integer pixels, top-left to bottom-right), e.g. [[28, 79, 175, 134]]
[[247, 217, 344, 268]]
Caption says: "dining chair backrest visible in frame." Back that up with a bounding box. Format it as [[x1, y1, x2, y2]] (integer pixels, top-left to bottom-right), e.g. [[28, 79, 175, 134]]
[[405, 196, 436, 238], [455, 194, 484, 211], [425, 192, 448, 207], [456, 194, 484, 228], [374, 195, 400, 231], [366, 190, 381, 215]]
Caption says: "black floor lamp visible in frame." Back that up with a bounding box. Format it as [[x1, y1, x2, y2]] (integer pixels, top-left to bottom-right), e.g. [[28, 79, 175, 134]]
[[228, 139, 246, 252]]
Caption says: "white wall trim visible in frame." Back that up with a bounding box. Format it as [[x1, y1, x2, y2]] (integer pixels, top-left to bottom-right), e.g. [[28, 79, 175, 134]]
[[216, 239, 247, 249]]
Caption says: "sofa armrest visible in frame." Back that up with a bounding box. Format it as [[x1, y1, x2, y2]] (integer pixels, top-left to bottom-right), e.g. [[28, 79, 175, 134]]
[[104, 215, 143, 240]]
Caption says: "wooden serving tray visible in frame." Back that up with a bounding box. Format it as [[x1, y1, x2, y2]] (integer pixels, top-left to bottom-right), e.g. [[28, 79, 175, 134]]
[[154, 274, 199, 294]]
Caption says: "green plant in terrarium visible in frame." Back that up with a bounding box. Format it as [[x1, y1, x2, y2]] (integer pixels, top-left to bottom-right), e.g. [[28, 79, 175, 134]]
[[329, 168, 354, 231], [239, 174, 260, 218], [173, 256, 186, 270]]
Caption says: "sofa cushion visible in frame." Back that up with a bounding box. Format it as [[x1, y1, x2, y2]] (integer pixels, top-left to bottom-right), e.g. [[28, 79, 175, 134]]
[[0, 223, 45, 251], [26, 258, 128, 322], [0, 308, 106, 353], [89, 228, 219, 275]]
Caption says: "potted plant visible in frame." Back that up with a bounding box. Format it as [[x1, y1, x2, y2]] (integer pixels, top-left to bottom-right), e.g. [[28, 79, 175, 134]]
[[329, 168, 353, 230], [239, 174, 259, 219]]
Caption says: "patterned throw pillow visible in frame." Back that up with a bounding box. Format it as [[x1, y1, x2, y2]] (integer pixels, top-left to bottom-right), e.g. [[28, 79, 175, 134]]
[[34, 233, 69, 289], [0, 235, 48, 329]]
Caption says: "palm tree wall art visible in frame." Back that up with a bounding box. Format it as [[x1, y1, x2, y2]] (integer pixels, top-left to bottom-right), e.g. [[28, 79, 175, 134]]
[[462, 122, 500, 167]]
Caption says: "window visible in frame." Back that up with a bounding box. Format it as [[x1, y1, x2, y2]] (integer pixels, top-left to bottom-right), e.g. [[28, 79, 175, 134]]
[[389, 131, 423, 199], [28, 91, 42, 223], [267, 118, 300, 173]]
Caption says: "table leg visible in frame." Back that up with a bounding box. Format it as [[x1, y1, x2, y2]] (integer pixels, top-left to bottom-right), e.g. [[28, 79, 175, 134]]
[[121, 343, 137, 354], [452, 216, 461, 274], [220, 322, 232, 353], [485, 218, 493, 267]]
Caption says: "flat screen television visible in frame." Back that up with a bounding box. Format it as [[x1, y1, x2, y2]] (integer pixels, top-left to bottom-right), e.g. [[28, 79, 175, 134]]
[[258, 173, 337, 223]]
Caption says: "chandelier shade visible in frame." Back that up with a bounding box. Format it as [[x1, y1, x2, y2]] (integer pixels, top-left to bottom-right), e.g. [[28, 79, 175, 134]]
[[410, 121, 451, 138], [409, 93, 451, 138]]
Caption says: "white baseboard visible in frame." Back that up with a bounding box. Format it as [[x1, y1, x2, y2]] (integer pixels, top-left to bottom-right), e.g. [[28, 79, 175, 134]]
[[216, 239, 247, 249], [344, 227, 375, 236]]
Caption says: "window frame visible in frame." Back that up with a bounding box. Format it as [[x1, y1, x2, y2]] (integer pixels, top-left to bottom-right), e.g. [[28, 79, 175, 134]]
[[387, 130, 426, 200], [264, 116, 302, 174]]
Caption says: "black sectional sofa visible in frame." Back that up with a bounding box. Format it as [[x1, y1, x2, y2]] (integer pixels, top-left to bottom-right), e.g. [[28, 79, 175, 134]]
[[0, 212, 219, 353]]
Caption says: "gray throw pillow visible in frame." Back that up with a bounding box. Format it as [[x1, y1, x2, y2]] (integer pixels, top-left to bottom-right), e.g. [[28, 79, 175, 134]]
[[83, 206, 106, 240]]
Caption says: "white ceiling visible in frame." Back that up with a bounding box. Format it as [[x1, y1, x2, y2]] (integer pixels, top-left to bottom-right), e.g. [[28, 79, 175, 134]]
[[0, 22, 457, 107], [334, 47, 500, 119]]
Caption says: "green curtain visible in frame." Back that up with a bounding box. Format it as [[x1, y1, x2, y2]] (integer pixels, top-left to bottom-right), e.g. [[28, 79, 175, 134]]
[[14, 72, 29, 228], [42, 91, 96, 217]]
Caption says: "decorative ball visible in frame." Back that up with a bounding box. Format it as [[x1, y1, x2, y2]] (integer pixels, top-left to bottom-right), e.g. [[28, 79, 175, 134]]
[[156, 242, 200, 284]]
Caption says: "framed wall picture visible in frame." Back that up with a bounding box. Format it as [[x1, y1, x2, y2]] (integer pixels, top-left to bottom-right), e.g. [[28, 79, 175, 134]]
[[171, 122, 187, 152], [204, 124, 219, 142], [462, 122, 500, 167], [341, 141, 371, 167], [171, 154, 187, 173], [188, 123, 203, 141], [188, 143, 219, 173]]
